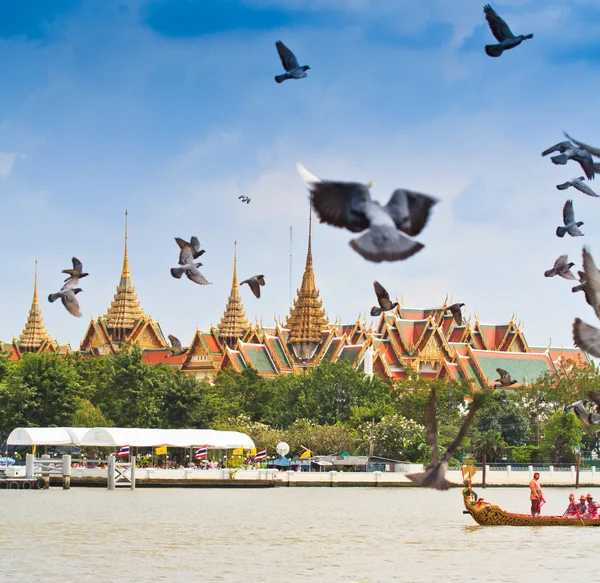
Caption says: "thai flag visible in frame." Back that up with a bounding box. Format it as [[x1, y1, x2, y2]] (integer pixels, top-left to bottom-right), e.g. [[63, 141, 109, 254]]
[[117, 445, 130, 457], [194, 446, 208, 459], [254, 449, 267, 461]]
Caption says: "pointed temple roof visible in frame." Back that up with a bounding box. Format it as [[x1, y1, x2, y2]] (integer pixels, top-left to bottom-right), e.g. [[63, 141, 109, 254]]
[[286, 208, 329, 345], [18, 261, 54, 353], [104, 211, 145, 333], [217, 242, 250, 347]]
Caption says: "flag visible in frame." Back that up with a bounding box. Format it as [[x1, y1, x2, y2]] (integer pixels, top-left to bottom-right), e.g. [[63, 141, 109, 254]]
[[231, 447, 243, 456], [248, 448, 256, 456], [254, 449, 267, 461], [300, 449, 311, 459], [194, 446, 208, 459], [155, 445, 167, 456], [32, 444, 36, 456], [117, 445, 130, 457]]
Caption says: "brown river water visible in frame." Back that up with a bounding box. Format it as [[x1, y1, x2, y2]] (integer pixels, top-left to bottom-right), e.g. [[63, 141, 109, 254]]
[[0, 486, 597, 583]]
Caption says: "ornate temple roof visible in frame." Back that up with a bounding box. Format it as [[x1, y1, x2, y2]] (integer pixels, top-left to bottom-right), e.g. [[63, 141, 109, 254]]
[[104, 211, 145, 333], [18, 261, 55, 353], [217, 242, 250, 346], [285, 208, 329, 345]]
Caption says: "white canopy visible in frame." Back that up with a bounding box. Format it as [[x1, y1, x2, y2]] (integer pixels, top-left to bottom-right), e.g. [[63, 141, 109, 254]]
[[78, 428, 255, 449], [7, 427, 89, 446]]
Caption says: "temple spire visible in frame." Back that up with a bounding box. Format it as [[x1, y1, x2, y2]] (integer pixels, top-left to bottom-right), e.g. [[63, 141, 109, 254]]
[[218, 241, 250, 348], [286, 205, 329, 360], [19, 260, 54, 352], [104, 210, 144, 339]]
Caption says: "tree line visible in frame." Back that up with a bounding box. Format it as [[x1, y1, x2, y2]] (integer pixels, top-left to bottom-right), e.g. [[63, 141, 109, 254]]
[[0, 346, 598, 465]]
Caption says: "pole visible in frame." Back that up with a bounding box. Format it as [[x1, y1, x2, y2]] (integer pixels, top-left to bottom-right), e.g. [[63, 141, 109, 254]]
[[289, 226, 292, 308], [576, 451, 581, 489], [482, 453, 487, 489], [62, 454, 71, 490]]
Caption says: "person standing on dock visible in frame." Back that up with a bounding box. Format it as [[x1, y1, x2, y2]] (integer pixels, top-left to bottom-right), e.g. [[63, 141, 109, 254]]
[[529, 472, 543, 517]]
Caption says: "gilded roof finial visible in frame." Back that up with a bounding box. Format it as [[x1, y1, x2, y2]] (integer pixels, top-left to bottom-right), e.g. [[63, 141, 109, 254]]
[[33, 259, 39, 305]]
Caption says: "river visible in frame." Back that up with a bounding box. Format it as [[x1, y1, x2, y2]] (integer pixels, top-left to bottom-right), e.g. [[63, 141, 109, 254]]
[[0, 486, 596, 582]]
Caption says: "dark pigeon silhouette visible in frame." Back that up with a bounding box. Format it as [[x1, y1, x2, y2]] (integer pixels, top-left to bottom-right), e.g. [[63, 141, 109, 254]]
[[446, 302, 465, 325], [62, 257, 88, 282], [370, 281, 398, 316], [170, 259, 210, 285], [406, 388, 480, 490], [564, 132, 600, 159], [48, 277, 83, 318], [494, 368, 517, 388], [565, 393, 600, 426], [542, 140, 598, 180], [166, 335, 188, 357], [483, 4, 533, 57], [544, 254, 576, 280], [556, 200, 584, 238], [274, 41, 310, 83], [240, 275, 265, 298], [175, 237, 205, 265]]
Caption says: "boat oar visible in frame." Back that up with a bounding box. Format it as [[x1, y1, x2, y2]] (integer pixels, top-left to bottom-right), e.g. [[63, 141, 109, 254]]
[[575, 506, 586, 527]]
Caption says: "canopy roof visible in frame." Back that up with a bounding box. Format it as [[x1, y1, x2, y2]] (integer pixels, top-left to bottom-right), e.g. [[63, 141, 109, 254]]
[[7, 427, 255, 449]]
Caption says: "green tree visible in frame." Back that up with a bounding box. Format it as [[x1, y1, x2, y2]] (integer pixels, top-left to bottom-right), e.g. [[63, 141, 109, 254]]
[[541, 410, 584, 464], [475, 390, 529, 446], [366, 414, 425, 460]]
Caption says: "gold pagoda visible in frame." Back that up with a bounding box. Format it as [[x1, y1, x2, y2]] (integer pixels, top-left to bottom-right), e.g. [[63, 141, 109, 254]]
[[217, 241, 250, 348], [285, 209, 330, 361], [16, 261, 57, 354], [79, 211, 167, 354]]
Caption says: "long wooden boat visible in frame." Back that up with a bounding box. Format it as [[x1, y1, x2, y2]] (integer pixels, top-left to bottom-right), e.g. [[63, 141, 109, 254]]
[[463, 491, 600, 526]]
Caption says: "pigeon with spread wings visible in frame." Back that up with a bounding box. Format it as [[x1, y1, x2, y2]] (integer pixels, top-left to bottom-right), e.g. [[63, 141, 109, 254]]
[[166, 335, 188, 357], [483, 4, 533, 57], [573, 248, 600, 357], [564, 395, 600, 426], [175, 237, 205, 266], [274, 41, 310, 83], [494, 368, 517, 388], [556, 200, 584, 238], [300, 167, 438, 263], [446, 303, 465, 325], [556, 177, 599, 198], [240, 275, 266, 299], [62, 257, 89, 281], [48, 277, 83, 318], [407, 388, 480, 490], [542, 140, 598, 180], [370, 281, 398, 317], [544, 254, 576, 280]]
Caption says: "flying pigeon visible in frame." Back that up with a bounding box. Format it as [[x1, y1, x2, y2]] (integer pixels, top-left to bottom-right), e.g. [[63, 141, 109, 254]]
[[175, 237, 205, 265], [48, 277, 83, 318], [556, 200, 584, 238], [572, 270, 587, 294], [170, 259, 210, 285], [556, 177, 599, 198], [564, 132, 600, 159], [274, 41, 310, 84], [406, 388, 480, 490], [166, 335, 187, 357], [573, 248, 600, 357], [542, 140, 598, 180], [240, 275, 265, 298], [494, 368, 517, 388], [370, 281, 398, 317], [62, 257, 89, 282], [302, 169, 438, 263], [446, 302, 465, 325], [565, 394, 600, 426], [544, 254, 576, 280], [483, 4, 533, 58], [238, 195, 251, 204]]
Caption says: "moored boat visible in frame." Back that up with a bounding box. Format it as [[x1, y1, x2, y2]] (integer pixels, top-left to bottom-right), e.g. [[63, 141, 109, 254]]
[[463, 491, 600, 526]]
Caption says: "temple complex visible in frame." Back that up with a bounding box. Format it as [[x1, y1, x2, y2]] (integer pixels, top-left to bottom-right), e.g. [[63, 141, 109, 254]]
[[0, 210, 591, 388]]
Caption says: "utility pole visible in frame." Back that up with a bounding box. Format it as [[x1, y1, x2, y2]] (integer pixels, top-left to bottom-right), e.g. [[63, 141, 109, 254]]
[[368, 419, 375, 457]]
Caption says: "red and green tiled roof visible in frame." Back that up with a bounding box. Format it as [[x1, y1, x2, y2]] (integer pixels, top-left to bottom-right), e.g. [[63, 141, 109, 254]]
[[470, 350, 555, 386], [238, 343, 278, 375], [336, 345, 363, 365], [265, 335, 292, 370]]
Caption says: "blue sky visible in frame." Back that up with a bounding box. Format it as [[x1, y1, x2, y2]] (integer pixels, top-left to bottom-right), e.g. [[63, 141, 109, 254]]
[[1, 0, 600, 349]]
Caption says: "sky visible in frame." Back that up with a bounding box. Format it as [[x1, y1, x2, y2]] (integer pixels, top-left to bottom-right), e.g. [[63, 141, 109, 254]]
[[2, 0, 600, 350]]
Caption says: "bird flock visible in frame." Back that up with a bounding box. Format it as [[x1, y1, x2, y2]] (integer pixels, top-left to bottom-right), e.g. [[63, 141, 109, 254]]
[[41, 5, 596, 490]]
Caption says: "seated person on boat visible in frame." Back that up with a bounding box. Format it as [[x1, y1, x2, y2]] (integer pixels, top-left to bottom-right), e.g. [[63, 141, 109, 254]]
[[563, 493, 578, 518], [584, 494, 599, 518], [577, 494, 587, 515]]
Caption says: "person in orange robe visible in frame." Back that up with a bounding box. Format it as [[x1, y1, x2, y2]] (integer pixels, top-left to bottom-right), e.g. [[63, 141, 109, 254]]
[[529, 472, 543, 517]]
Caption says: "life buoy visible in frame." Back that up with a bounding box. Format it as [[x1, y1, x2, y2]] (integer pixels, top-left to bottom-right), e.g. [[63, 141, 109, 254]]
[[9, 481, 19, 489], [36, 477, 46, 489], [23, 480, 31, 490]]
